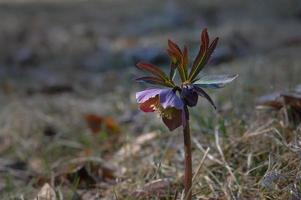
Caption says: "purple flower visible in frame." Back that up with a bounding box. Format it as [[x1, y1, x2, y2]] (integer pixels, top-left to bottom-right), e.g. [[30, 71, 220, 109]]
[[134, 29, 238, 200], [135, 29, 237, 132], [136, 88, 186, 131]]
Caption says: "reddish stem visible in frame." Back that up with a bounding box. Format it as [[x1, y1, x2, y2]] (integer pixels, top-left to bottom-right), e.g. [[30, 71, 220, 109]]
[[183, 107, 192, 200]]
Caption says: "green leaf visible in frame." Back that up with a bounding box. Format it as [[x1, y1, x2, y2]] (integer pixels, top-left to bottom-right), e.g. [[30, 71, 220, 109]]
[[193, 74, 238, 89]]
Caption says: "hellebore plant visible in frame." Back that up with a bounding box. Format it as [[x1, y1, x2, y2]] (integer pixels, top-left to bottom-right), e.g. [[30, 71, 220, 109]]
[[135, 29, 237, 200]]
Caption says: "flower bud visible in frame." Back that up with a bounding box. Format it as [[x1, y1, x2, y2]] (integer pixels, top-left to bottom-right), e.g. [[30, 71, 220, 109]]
[[181, 85, 198, 107]]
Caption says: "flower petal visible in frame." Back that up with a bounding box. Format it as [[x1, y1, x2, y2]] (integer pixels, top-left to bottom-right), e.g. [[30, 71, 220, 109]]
[[136, 88, 186, 130], [136, 88, 165, 104], [139, 96, 159, 112], [162, 107, 184, 131], [159, 89, 183, 110]]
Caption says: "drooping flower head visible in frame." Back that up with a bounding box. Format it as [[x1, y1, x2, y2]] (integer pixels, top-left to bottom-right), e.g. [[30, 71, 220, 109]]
[[135, 28, 238, 131]]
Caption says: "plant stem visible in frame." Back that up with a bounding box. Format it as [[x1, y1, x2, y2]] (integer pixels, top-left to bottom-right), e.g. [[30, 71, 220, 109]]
[[183, 106, 192, 200]]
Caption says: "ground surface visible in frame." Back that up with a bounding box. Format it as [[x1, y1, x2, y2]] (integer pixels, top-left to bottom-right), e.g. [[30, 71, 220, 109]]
[[0, 0, 301, 199]]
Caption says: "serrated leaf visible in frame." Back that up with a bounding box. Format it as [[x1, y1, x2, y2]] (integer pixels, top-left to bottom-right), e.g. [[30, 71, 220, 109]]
[[193, 74, 238, 89], [135, 76, 173, 87], [136, 62, 169, 81]]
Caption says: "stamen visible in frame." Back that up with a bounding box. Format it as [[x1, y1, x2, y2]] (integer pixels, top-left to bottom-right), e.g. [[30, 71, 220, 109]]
[[150, 103, 172, 119]]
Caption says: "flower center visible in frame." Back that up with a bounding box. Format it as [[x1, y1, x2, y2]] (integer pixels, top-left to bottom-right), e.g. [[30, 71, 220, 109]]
[[150, 103, 173, 119]]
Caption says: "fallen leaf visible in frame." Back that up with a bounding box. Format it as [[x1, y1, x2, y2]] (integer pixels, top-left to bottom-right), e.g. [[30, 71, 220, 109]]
[[256, 87, 301, 125], [54, 157, 117, 188], [256, 92, 283, 109], [256, 86, 301, 111], [104, 117, 121, 134], [84, 114, 120, 135], [85, 114, 103, 134], [282, 93, 301, 110]]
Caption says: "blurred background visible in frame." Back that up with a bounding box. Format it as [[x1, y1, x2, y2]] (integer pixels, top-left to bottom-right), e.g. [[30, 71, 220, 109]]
[[0, 0, 301, 199]]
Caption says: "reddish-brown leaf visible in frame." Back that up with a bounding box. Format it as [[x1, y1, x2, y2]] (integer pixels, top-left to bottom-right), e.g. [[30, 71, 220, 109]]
[[136, 76, 170, 87], [54, 158, 117, 188], [182, 46, 189, 79], [103, 117, 120, 134], [189, 30, 219, 82], [85, 114, 120, 135], [136, 62, 168, 80], [167, 49, 180, 65], [204, 37, 219, 63], [168, 39, 182, 57], [189, 29, 210, 80], [201, 28, 209, 50], [257, 91, 301, 110], [85, 114, 103, 134]]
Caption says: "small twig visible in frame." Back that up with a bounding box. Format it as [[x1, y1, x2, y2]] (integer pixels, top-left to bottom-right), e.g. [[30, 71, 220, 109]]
[[192, 147, 210, 183], [203, 175, 217, 196], [214, 127, 238, 185], [192, 137, 223, 165]]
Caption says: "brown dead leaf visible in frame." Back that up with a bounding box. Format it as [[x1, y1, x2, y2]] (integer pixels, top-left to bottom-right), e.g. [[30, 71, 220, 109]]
[[256, 92, 283, 109], [54, 157, 117, 188], [84, 114, 120, 135], [256, 87, 301, 111], [103, 117, 121, 134], [282, 93, 301, 109], [256, 87, 301, 125], [34, 183, 56, 200], [85, 114, 103, 134]]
